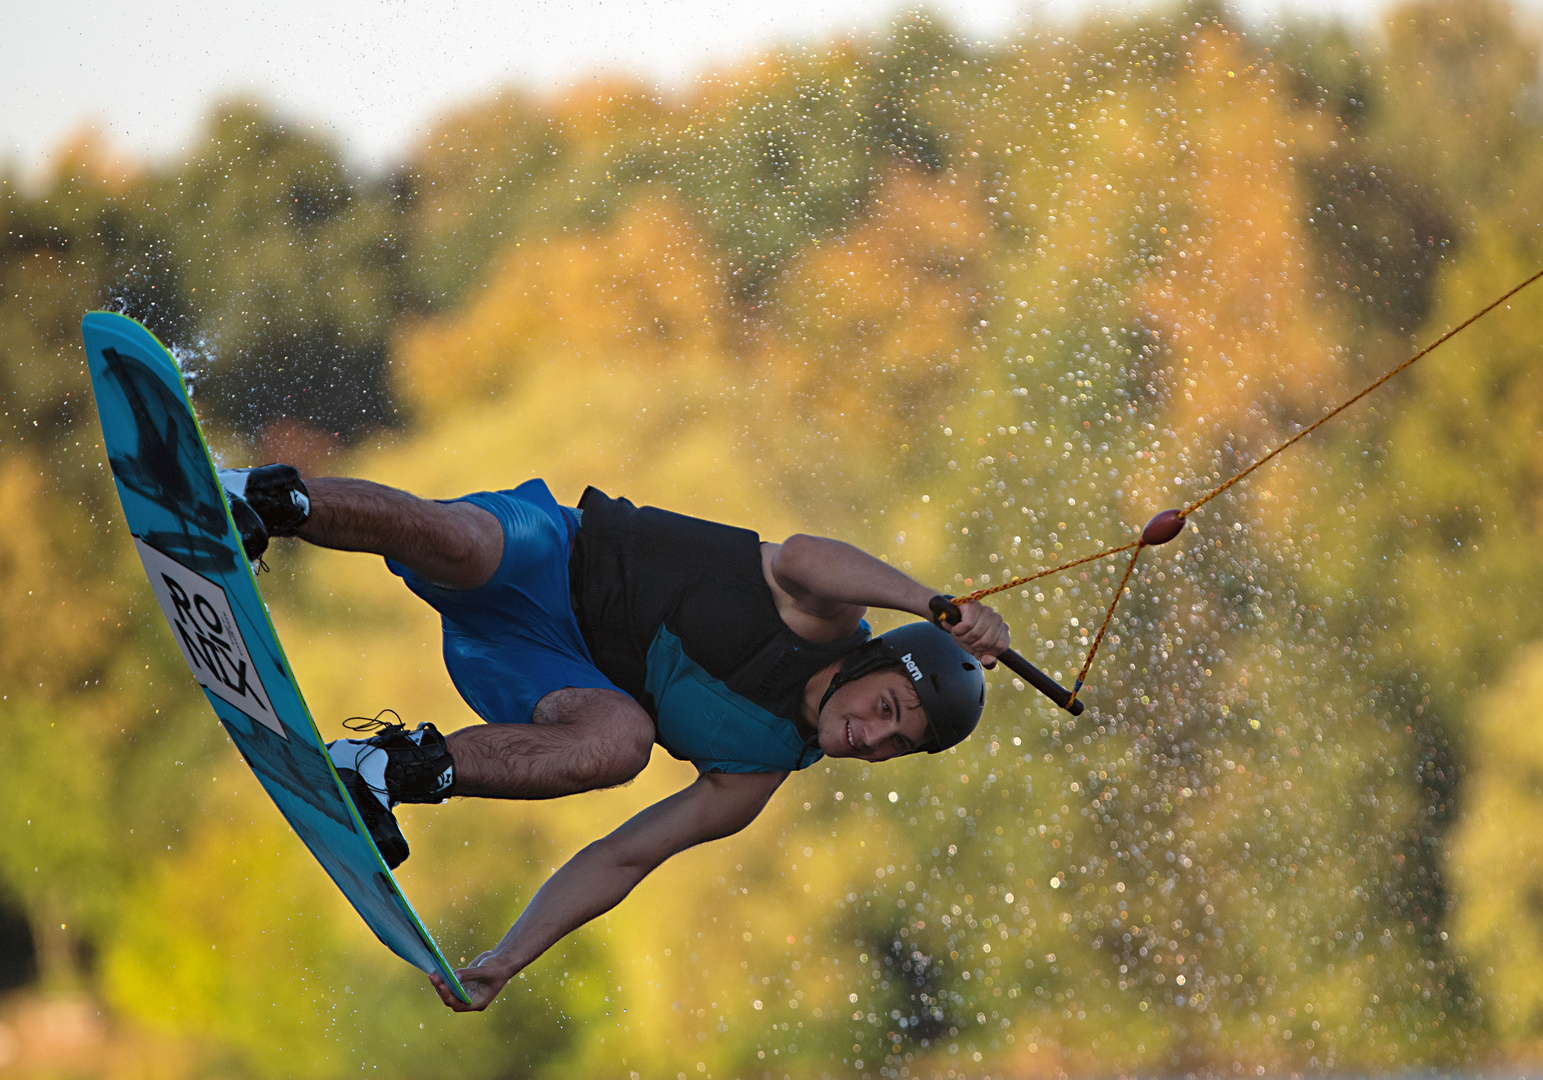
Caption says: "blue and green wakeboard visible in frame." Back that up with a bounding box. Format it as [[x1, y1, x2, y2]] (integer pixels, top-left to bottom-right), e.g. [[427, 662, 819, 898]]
[[81, 310, 469, 1002]]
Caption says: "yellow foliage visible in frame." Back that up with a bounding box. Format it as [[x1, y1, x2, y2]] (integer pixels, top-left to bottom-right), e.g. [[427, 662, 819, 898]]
[[1136, 33, 1343, 509], [759, 167, 989, 398], [395, 198, 730, 420], [1449, 643, 1543, 1039]]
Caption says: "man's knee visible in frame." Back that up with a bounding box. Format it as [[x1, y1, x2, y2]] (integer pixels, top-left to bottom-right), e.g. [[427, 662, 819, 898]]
[[534, 688, 654, 789], [596, 707, 654, 787]]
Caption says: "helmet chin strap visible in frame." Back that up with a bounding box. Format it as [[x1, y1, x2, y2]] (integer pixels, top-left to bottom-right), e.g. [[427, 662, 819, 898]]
[[817, 640, 900, 717], [816, 670, 846, 718], [802, 669, 849, 769]]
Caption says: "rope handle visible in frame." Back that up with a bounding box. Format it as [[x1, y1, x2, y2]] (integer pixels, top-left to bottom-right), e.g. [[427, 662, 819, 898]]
[[930, 595, 1084, 715]]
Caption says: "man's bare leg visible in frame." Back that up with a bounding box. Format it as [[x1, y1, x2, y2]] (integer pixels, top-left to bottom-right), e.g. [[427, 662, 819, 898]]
[[446, 688, 655, 800], [297, 477, 504, 589]]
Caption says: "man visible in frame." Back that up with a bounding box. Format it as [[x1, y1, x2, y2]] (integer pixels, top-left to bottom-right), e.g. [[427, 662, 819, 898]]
[[219, 464, 1010, 1012]]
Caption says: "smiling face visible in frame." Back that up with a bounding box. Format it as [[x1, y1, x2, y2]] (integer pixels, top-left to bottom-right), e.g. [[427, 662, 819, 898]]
[[814, 667, 930, 762]]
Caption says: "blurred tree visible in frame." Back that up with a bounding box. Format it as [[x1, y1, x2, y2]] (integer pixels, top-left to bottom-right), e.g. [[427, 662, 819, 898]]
[[400, 83, 668, 310], [1374, 0, 1541, 214], [664, 14, 962, 296], [1448, 643, 1543, 1043], [0, 144, 225, 993], [155, 104, 411, 447], [1274, 17, 1464, 338]]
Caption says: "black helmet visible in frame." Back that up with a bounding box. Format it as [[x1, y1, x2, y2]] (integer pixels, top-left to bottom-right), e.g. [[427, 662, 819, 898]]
[[818, 622, 986, 753]]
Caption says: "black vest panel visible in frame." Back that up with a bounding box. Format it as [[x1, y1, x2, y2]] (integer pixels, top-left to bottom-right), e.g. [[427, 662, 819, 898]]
[[568, 487, 868, 723]]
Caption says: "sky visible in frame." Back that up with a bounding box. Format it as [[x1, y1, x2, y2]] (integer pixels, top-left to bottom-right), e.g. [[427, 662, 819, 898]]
[[0, 0, 1511, 183]]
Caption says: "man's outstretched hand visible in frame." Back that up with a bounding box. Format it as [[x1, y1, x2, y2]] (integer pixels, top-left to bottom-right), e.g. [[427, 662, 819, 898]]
[[431, 953, 513, 1012]]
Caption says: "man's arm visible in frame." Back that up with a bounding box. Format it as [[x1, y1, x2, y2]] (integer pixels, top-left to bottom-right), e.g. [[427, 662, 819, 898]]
[[430, 769, 787, 1011], [765, 534, 1009, 662]]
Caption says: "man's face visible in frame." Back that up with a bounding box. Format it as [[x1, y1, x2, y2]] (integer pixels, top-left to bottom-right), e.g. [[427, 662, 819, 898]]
[[817, 668, 929, 762]]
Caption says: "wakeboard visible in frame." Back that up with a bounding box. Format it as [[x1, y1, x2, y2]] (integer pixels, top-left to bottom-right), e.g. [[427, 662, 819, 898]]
[[81, 310, 469, 1002]]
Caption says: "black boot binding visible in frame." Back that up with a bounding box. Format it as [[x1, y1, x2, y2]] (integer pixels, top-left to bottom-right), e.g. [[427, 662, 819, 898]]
[[217, 464, 311, 563], [327, 711, 455, 870]]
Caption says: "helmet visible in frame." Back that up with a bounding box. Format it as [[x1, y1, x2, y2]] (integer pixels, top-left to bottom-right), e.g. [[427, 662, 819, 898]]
[[818, 622, 986, 753]]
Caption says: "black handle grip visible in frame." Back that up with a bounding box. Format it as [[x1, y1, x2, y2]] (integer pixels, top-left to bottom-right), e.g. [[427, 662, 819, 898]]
[[929, 595, 1086, 716], [995, 650, 1086, 716]]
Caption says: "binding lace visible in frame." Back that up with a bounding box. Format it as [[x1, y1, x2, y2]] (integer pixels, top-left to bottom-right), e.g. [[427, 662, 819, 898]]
[[342, 708, 406, 735]]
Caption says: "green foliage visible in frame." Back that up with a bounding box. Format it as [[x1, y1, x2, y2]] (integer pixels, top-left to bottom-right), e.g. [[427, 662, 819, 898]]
[[154, 105, 411, 438], [663, 17, 959, 294]]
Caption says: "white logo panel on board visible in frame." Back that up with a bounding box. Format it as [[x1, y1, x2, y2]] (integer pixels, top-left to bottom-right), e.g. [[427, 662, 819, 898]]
[[134, 537, 285, 739]]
